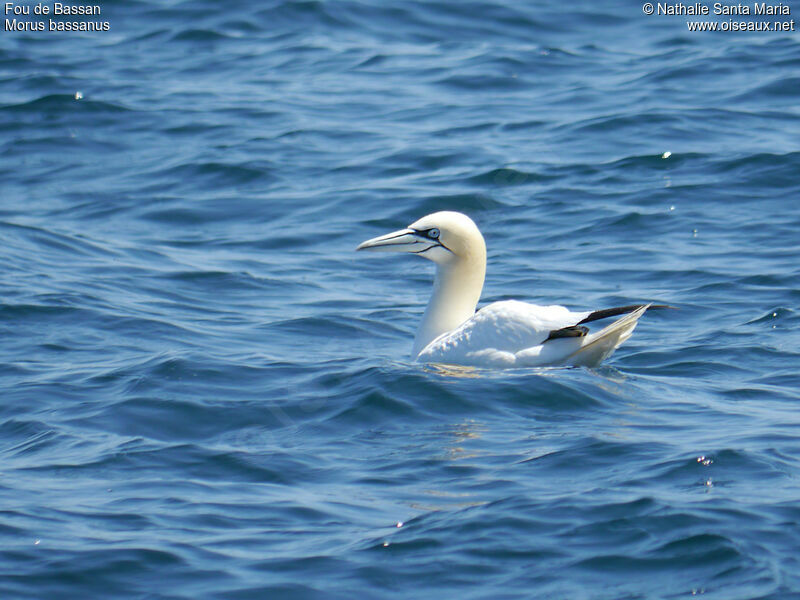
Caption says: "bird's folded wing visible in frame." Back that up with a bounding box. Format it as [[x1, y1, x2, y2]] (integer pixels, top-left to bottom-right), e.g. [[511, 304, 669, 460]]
[[418, 300, 591, 365]]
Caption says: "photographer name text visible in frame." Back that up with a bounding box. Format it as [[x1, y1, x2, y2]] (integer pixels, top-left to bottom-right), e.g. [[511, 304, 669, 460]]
[[655, 2, 789, 15]]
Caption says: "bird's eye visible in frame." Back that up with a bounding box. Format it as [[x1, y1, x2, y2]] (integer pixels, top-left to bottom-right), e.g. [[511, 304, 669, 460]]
[[428, 228, 440, 239]]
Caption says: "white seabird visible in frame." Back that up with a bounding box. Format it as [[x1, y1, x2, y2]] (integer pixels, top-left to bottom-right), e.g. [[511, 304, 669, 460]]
[[357, 211, 668, 368]]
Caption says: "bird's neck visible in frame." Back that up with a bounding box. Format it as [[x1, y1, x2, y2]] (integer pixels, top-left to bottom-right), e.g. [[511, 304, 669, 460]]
[[412, 255, 486, 358]]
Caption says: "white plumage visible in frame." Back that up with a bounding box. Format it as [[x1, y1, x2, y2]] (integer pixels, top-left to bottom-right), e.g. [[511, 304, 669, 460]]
[[357, 211, 657, 368], [418, 301, 648, 367]]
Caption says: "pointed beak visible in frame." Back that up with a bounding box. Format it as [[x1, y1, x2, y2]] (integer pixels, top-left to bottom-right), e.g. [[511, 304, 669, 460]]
[[357, 228, 430, 253]]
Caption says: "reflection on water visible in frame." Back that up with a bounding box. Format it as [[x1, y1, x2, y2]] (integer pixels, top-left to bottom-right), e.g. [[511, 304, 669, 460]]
[[424, 363, 483, 378]]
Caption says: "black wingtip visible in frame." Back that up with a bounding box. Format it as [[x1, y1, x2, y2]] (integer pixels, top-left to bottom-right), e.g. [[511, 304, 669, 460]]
[[544, 325, 589, 342], [577, 303, 677, 325]]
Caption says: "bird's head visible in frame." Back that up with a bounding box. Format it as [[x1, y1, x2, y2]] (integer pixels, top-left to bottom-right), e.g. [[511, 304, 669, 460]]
[[356, 211, 485, 266]]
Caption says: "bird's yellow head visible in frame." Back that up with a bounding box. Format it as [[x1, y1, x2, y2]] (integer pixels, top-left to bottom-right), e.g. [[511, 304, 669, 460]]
[[356, 211, 486, 266]]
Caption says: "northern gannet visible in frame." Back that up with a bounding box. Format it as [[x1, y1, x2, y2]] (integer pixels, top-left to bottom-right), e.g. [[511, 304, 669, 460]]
[[357, 211, 668, 368]]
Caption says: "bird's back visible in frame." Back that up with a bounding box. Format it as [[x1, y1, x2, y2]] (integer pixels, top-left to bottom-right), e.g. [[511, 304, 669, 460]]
[[416, 300, 591, 366]]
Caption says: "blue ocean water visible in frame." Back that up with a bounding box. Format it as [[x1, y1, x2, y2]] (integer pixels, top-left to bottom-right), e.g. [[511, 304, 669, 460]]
[[2, 1, 800, 598]]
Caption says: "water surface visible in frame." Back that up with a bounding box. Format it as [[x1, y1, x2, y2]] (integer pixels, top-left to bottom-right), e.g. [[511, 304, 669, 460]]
[[1, 1, 799, 598]]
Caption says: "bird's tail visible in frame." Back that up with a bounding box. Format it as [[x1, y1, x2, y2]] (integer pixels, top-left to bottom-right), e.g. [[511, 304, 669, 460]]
[[566, 304, 650, 367]]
